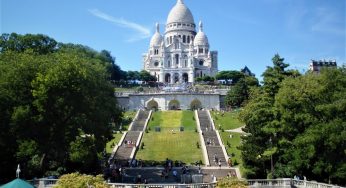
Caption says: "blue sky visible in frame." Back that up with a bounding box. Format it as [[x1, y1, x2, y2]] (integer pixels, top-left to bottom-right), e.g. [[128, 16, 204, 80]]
[[1, 0, 345, 79]]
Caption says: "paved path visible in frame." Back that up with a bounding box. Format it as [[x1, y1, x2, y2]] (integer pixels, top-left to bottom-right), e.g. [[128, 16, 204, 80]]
[[225, 126, 245, 134], [118, 167, 237, 184]]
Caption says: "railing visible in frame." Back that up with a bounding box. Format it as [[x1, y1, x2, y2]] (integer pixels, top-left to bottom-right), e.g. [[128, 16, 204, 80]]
[[29, 178, 58, 188], [107, 182, 217, 188], [247, 179, 344, 188], [30, 178, 345, 188]]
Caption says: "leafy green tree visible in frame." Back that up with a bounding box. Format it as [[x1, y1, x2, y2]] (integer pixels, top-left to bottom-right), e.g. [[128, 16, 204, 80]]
[[270, 68, 346, 184], [139, 70, 156, 82], [216, 70, 244, 84], [239, 54, 297, 179], [240, 54, 345, 185], [0, 34, 123, 182], [0, 33, 57, 54], [126, 71, 140, 81], [225, 75, 259, 108]]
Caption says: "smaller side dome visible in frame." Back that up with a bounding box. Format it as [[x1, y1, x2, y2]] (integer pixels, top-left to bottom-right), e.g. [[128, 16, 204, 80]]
[[150, 23, 163, 46], [194, 21, 209, 46]]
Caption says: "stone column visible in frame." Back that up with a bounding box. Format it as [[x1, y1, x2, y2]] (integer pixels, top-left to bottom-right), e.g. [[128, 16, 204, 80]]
[[189, 71, 194, 83]]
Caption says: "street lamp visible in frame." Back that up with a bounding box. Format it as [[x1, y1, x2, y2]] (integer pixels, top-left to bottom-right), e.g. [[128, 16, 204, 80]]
[[269, 137, 273, 175]]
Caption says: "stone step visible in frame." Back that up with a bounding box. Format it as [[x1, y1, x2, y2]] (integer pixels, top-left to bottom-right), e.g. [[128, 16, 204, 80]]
[[206, 146, 227, 166]]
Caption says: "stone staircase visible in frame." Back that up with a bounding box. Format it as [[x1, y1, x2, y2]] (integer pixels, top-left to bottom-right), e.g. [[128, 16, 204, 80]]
[[131, 110, 149, 131], [113, 110, 150, 164], [197, 111, 227, 166]]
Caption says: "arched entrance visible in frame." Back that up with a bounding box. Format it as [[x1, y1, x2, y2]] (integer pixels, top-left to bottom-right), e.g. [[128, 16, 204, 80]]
[[173, 73, 180, 83], [168, 100, 180, 110], [147, 99, 158, 111], [190, 99, 202, 110], [182, 73, 189, 83], [165, 73, 171, 83]]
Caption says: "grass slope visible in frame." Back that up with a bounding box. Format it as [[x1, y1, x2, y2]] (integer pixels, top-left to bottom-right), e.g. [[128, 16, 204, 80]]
[[210, 111, 243, 130], [136, 111, 202, 164], [106, 133, 124, 154]]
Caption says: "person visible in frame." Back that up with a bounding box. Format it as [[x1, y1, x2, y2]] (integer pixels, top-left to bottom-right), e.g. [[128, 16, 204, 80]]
[[218, 160, 222, 169], [173, 170, 178, 177], [228, 158, 232, 167], [135, 175, 142, 184]]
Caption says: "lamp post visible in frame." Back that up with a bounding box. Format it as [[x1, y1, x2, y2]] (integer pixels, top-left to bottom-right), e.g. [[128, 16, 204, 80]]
[[269, 137, 273, 175]]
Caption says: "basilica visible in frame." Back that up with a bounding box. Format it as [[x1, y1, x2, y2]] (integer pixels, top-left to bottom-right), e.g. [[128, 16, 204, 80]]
[[143, 0, 218, 84]]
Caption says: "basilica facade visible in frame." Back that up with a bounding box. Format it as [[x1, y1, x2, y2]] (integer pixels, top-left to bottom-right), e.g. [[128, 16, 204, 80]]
[[143, 0, 218, 84]]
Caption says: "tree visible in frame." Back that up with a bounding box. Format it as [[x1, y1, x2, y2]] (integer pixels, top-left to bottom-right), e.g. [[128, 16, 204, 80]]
[[240, 54, 345, 185], [0, 34, 123, 182], [139, 70, 156, 82], [0, 33, 58, 54], [239, 54, 297, 179], [126, 71, 140, 81], [216, 70, 244, 84], [270, 68, 346, 184], [225, 75, 259, 108]]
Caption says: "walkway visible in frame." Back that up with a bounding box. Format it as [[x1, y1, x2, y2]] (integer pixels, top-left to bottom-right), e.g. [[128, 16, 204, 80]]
[[112, 110, 150, 164], [197, 111, 227, 166], [225, 125, 245, 134], [117, 167, 237, 184]]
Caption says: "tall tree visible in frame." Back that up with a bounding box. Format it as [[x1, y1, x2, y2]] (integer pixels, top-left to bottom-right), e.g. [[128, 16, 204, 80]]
[[239, 54, 297, 178], [0, 34, 123, 182]]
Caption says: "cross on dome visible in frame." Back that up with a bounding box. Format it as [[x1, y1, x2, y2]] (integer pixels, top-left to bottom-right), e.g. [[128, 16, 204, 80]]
[[199, 21, 203, 32], [155, 22, 160, 33]]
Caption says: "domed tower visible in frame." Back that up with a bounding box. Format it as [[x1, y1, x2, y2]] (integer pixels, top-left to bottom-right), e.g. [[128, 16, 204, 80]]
[[143, 0, 218, 84], [165, 0, 196, 46]]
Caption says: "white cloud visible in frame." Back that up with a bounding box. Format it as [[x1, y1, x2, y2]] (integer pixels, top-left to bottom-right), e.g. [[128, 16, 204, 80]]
[[88, 9, 151, 42]]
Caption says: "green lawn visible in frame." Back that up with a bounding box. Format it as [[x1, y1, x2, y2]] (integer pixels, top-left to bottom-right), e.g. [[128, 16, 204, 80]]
[[117, 110, 137, 131], [148, 110, 196, 131], [136, 111, 203, 164], [210, 110, 244, 130], [106, 133, 124, 154]]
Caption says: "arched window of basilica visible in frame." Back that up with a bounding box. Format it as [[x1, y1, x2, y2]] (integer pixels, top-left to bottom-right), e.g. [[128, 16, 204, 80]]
[[199, 60, 204, 66], [175, 54, 179, 65], [168, 60, 171, 68], [183, 35, 186, 43], [187, 36, 190, 44]]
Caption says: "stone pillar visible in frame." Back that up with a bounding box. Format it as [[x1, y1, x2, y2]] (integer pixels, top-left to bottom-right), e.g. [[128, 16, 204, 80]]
[[189, 72, 194, 83], [159, 71, 164, 82], [171, 72, 174, 84]]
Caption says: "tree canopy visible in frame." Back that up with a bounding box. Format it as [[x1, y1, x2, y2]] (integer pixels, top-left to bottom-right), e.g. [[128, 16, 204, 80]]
[[0, 33, 122, 183], [239, 54, 345, 185]]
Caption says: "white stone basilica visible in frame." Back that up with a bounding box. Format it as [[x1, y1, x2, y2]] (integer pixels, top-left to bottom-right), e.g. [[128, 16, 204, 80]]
[[143, 0, 218, 84]]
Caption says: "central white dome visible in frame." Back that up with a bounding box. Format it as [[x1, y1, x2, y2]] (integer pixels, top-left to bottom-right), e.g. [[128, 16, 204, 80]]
[[166, 0, 195, 25]]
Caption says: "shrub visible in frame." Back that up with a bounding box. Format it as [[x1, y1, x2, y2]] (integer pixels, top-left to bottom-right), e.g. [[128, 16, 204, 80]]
[[216, 177, 247, 188], [141, 142, 145, 149], [196, 142, 200, 148], [55, 173, 109, 188], [233, 159, 238, 166]]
